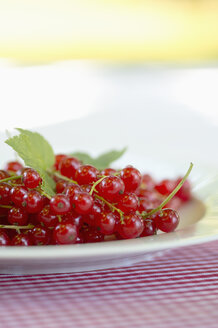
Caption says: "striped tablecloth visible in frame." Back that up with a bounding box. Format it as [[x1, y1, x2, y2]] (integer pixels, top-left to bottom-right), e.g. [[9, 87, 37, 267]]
[[1, 241, 218, 328]]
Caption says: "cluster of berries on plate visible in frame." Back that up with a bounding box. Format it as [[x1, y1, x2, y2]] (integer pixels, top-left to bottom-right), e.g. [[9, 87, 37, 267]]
[[0, 156, 192, 246]]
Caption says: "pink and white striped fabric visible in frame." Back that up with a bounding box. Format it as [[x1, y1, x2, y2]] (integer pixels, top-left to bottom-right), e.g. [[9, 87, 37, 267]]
[[1, 241, 218, 328]]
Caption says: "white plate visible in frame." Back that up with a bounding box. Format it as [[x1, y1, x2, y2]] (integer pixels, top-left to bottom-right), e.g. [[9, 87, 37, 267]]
[[0, 65, 218, 274]]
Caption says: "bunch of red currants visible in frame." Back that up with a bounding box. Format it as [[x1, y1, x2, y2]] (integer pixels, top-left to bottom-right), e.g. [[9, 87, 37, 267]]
[[0, 155, 191, 246]]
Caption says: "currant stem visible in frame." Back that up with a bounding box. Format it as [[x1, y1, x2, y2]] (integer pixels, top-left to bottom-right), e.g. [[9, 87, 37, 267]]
[[0, 224, 34, 230], [0, 205, 12, 209], [89, 176, 106, 195], [95, 194, 124, 222], [142, 162, 194, 219], [40, 190, 52, 200], [52, 171, 78, 185], [0, 175, 22, 183]]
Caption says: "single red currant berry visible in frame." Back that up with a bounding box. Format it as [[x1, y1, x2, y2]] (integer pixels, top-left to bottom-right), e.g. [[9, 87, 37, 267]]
[[120, 166, 142, 192], [4, 161, 23, 172], [155, 179, 176, 196], [0, 170, 10, 180], [24, 190, 44, 214], [81, 226, 104, 243], [64, 183, 81, 205], [56, 180, 68, 193], [72, 192, 94, 215], [97, 211, 116, 235], [117, 193, 139, 213], [175, 178, 191, 202], [84, 199, 105, 226], [0, 182, 12, 205], [101, 168, 116, 176], [11, 233, 33, 246], [0, 230, 11, 246], [38, 205, 59, 228], [31, 225, 51, 245], [23, 168, 41, 189], [139, 197, 157, 212], [59, 157, 81, 179], [10, 185, 28, 207], [140, 219, 157, 237], [97, 176, 125, 202], [117, 214, 144, 239], [8, 207, 28, 226], [54, 154, 68, 170], [155, 209, 180, 233], [80, 184, 92, 193], [53, 223, 77, 244], [50, 194, 71, 215], [75, 165, 99, 185], [62, 212, 84, 229], [75, 235, 84, 244]]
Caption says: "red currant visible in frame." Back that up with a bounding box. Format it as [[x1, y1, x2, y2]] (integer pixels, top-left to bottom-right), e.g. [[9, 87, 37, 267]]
[[72, 191, 93, 215], [64, 183, 81, 205], [24, 190, 44, 214], [75, 165, 99, 185], [120, 166, 142, 192], [8, 207, 28, 226], [97, 211, 116, 235], [117, 214, 144, 239], [23, 168, 41, 189], [141, 174, 156, 191], [59, 157, 81, 179], [175, 178, 191, 202], [62, 211, 84, 229], [11, 233, 33, 246], [31, 225, 51, 245], [0, 182, 12, 205], [97, 176, 125, 201], [155, 209, 180, 232], [81, 226, 104, 243], [10, 185, 28, 207], [5, 161, 23, 172], [117, 192, 139, 213], [155, 179, 175, 196], [140, 219, 156, 237], [0, 229, 11, 246], [0, 170, 10, 180], [53, 223, 77, 244], [38, 205, 59, 228], [54, 154, 67, 170], [50, 194, 71, 215], [163, 196, 182, 211], [101, 168, 116, 176], [56, 180, 68, 193]]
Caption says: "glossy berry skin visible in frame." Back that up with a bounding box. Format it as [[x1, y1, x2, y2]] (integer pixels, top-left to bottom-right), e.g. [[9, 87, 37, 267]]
[[155, 209, 180, 233], [64, 183, 81, 205], [97, 211, 116, 235], [54, 154, 68, 170], [155, 179, 175, 196], [175, 179, 191, 202], [97, 176, 125, 202], [59, 157, 81, 179], [56, 180, 68, 193], [62, 211, 84, 229], [140, 219, 157, 237], [5, 161, 23, 172], [85, 199, 105, 226], [72, 192, 94, 215], [50, 194, 71, 215], [0, 230, 11, 246], [23, 168, 41, 189], [24, 190, 44, 214], [53, 223, 77, 244], [0, 170, 10, 180], [120, 166, 142, 192], [8, 207, 28, 226], [101, 168, 116, 176], [31, 225, 51, 245], [0, 182, 12, 205], [117, 214, 144, 239], [75, 165, 99, 185], [117, 192, 139, 213], [10, 185, 28, 208], [11, 233, 33, 246], [163, 197, 182, 211], [81, 226, 104, 243], [38, 205, 59, 228], [141, 174, 156, 191]]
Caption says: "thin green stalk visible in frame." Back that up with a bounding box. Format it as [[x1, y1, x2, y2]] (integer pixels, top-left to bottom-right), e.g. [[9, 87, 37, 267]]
[[0, 175, 22, 183]]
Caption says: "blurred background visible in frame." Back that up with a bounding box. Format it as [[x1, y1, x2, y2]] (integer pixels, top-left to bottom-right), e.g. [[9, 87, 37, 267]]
[[0, 0, 218, 132]]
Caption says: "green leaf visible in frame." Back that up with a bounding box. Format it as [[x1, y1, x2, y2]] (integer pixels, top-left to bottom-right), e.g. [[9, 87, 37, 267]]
[[70, 147, 127, 170], [5, 129, 55, 196]]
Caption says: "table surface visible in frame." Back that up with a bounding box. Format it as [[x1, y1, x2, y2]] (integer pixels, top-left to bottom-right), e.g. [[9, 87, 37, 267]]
[[1, 240, 218, 328]]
